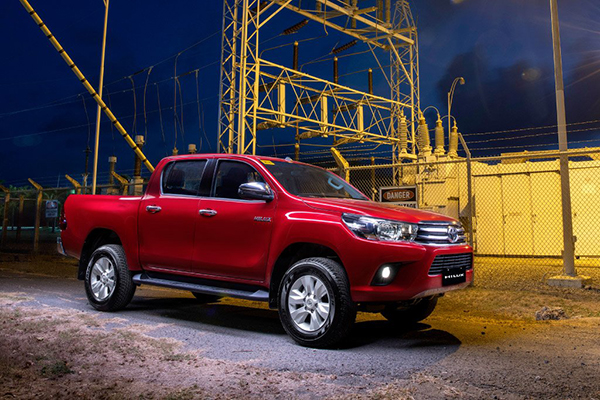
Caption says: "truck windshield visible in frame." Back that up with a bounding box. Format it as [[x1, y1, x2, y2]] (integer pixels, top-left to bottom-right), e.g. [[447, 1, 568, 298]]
[[262, 160, 369, 200]]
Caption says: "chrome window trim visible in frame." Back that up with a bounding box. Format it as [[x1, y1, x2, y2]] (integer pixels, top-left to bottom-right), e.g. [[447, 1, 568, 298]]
[[208, 197, 267, 204], [209, 159, 270, 203]]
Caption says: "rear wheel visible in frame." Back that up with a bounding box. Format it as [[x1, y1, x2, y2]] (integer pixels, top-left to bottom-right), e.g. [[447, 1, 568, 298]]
[[84, 244, 135, 312], [278, 257, 356, 348], [191, 292, 221, 303], [381, 296, 438, 325]]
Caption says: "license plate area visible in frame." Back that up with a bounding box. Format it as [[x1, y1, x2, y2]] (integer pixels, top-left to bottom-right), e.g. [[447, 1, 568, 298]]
[[442, 267, 466, 286]]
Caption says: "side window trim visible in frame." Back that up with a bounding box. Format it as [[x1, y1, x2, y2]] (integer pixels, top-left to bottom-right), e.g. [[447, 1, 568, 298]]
[[160, 159, 208, 198], [210, 159, 267, 201]]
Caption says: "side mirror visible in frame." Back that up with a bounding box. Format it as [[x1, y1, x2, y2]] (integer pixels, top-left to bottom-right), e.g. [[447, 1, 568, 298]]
[[238, 182, 274, 202]]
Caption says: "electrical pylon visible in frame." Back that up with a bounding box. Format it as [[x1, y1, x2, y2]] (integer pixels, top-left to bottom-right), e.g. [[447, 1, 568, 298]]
[[217, 0, 420, 164]]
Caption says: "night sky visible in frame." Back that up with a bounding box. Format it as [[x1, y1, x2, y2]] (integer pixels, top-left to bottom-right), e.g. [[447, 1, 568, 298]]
[[1, 0, 599, 188]]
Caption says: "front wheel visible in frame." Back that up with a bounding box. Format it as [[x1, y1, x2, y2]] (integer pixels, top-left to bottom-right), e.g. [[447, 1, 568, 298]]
[[381, 296, 438, 325], [278, 257, 356, 348], [84, 244, 135, 311]]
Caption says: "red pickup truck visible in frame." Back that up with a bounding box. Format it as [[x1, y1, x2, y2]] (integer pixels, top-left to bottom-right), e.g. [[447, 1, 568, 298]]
[[59, 154, 473, 348]]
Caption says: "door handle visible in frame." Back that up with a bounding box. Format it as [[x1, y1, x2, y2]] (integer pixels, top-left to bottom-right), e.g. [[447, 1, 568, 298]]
[[146, 205, 162, 214], [199, 209, 217, 217]]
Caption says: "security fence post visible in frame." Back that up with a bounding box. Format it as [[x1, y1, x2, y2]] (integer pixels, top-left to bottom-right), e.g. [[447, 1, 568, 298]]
[[65, 174, 82, 195], [370, 157, 376, 201], [28, 179, 43, 253], [17, 195, 24, 242], [458, 134, 474, 249], [111, 171, 130, 195], [0, 185, 10, 249], [331, 148, 350, 181]]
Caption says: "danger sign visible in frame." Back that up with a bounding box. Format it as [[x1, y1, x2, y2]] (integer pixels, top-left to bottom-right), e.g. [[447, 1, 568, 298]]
[[379, 186, 418, 208]]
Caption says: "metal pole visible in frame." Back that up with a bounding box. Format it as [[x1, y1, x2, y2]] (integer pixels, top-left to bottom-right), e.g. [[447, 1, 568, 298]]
[[92, 0, 110, 195], [448, 77, 464, 148], [550, 0, 576, 276], [447, 91, 451, 148], [458, 133, 474, 249]]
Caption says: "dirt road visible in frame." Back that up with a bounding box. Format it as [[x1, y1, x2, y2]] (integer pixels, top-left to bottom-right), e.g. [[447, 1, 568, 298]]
[[1, 255, 599, 399]]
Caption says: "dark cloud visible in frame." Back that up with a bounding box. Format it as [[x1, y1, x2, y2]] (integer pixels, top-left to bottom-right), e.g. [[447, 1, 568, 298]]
[[437, 49, 555, 135], [565, 53, 600, 124]]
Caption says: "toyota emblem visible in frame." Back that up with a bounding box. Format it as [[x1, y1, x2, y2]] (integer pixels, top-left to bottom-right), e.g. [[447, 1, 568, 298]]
[[447, 226, 459, 243]]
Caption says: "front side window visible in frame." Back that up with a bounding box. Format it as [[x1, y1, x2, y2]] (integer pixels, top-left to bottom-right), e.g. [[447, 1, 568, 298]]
[[162, 160, 207, 196], [262, 160, 368, 200], [213, 160, 265, 200]]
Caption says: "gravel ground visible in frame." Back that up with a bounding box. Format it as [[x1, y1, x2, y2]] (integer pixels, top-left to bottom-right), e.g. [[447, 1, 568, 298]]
[[1, 253, 600, 399]]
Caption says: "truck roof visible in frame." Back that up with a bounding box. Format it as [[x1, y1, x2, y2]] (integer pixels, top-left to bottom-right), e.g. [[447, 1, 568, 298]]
[[159, 153, 313, 167]]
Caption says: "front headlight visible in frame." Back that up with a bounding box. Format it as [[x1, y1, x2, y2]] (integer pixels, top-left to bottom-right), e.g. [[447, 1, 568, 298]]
[[341, 213, 418, 242]]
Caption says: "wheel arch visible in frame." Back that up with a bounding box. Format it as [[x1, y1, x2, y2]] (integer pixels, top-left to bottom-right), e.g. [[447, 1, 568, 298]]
[[268, 242, 346, 309], [78, 228, 122, 280]]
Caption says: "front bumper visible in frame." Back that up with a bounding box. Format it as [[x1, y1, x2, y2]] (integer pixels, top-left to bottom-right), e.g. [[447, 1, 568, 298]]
[[346, 240, 473, 303]]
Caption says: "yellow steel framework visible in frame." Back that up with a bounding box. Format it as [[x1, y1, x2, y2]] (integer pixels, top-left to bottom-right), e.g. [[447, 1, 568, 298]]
[[217, 0, 420, 163]]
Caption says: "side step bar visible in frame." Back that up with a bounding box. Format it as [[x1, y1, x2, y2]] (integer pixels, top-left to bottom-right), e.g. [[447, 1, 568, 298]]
[[132, 273, 269, 302]]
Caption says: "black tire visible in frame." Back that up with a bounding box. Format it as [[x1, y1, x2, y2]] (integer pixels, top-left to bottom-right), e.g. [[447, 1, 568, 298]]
[[84, 244, 135, 312], [381, 296, 438, 325], [278, 257, 356, 348], [191, 292, 221, 303]]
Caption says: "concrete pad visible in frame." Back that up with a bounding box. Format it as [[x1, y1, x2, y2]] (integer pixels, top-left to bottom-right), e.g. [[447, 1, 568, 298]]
[[547, 274, 591, 288]]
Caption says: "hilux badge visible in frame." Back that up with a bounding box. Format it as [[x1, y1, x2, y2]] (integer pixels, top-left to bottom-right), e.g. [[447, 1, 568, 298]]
[[254, 216, 272, 222]]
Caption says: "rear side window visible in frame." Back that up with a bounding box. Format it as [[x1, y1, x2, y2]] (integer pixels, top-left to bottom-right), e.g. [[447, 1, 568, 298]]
[[213, 160, 265, 200], [162, 160, 207, 196]]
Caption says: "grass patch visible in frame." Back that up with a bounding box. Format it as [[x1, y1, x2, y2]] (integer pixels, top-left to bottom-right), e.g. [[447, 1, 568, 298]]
[[162, 352, 195, 362], [41, 360, 73, 378], [437, 286, 600, 321]]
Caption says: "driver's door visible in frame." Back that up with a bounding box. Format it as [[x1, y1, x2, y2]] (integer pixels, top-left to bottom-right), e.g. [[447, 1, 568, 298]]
[[191, 159, 276, 282]]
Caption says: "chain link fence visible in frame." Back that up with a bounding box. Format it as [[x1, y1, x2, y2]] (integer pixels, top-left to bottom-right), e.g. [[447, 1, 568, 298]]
[[2, 151, 599, 290], [0, 175, 149, 254], [346, 149, 600, 289]]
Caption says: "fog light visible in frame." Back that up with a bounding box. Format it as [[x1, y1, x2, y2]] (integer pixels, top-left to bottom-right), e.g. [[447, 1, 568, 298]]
[[371, 264, 400, 286], [381, 266, 391, 279]]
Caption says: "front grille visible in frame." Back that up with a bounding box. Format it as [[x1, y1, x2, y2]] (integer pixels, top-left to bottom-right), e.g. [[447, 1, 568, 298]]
[[428, 253, 473, 276], [415, 221, 466, 246]]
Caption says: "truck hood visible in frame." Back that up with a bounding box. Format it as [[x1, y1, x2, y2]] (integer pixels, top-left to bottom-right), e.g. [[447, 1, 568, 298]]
[[301, 198, 455, 224]]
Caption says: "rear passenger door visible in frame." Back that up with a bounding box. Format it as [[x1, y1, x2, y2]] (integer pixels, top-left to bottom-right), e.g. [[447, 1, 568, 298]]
[[191, 159, 276, 282], [139, 160, 208, 272]]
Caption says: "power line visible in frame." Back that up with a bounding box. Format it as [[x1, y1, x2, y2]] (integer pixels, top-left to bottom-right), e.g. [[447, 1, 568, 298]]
[[471, 137, 600, 152], [0, 95, 218, 142], [0, 30, 222, 119], [462, 119, 600, 137], [465, 125, 600, 145]]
